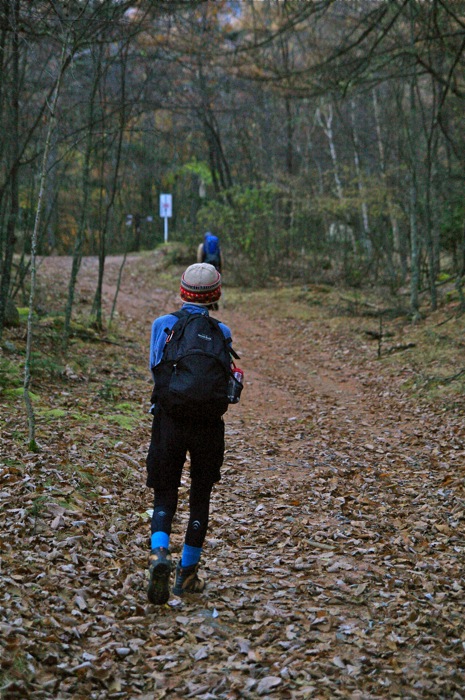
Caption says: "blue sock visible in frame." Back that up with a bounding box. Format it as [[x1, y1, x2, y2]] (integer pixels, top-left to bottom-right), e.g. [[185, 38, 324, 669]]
[[181, 544, 202, 567], [151, 531, 170, 550]]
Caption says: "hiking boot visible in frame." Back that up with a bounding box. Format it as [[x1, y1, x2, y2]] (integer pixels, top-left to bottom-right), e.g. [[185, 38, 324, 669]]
[[147, 547, 173, 605], [172, 561, 205, 597]]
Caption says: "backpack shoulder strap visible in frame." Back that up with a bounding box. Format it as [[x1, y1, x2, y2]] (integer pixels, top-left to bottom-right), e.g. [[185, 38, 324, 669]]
[[161, 310, 190, 347], [163, 309, 188, 331], [209, 315, 240, 359], [170, 309, 188, 321]]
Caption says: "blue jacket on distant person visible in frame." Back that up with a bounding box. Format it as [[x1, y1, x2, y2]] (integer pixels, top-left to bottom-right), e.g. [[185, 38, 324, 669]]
[[197, 232, 223, 272]]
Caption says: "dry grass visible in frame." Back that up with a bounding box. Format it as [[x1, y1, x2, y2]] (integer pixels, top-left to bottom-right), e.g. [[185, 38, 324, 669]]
[[225, 281, 465, 408]]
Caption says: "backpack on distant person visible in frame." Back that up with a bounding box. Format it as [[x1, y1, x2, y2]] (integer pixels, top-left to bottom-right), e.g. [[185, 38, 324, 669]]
[[151, 310, 239, 419], [203, 234, 221, 269]]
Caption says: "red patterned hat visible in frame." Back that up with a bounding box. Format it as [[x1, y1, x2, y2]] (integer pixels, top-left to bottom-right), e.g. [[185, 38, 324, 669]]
[[180, 263, 222, 306]]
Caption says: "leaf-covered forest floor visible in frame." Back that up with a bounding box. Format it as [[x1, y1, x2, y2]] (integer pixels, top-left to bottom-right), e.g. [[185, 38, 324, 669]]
[[1, 250, 465, 699]]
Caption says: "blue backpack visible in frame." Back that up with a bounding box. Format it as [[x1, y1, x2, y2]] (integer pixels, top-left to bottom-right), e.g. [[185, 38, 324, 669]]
[[203, 234, 221, 268]]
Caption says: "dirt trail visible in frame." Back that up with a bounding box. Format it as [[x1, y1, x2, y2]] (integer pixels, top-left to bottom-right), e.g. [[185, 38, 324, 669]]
[[95, 255, 404, 481], [1, 253, 464, 699], [101, 255, 465, 691]]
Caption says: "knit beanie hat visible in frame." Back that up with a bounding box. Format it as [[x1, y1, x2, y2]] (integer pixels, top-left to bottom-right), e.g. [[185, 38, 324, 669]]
[[180, 263, 222, 306]]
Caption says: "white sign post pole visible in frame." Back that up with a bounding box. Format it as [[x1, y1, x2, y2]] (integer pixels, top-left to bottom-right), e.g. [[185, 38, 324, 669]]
[[159, 194, 172, 243]]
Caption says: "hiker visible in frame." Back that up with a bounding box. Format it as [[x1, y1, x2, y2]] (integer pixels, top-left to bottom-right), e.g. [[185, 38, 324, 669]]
[[197, 232, 223, 310], [145, 263, 242, 605], [197, 232, 223, 273]]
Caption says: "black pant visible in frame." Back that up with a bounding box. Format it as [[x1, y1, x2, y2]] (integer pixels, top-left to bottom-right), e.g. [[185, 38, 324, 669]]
[[146, 406, 225, 548]]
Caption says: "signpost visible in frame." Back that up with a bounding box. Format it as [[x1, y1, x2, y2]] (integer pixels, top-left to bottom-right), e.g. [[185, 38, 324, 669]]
[[159, 194, 172, 243]]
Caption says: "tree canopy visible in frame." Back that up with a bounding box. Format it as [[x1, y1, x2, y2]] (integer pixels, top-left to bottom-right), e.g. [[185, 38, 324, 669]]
[[1, 0, 465, 336]]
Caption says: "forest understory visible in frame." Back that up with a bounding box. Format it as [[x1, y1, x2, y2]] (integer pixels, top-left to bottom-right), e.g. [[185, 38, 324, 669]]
[[1, 251, 465, 699]]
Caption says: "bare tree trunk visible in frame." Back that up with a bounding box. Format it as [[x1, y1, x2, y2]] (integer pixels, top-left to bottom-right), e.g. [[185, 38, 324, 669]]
[[350, 98, 372, 257], [110, 47, 130, 324], [316, 101, 356, 259], [92, 42, 128, 330], [23, 42, 68, 450], [110, 220, 129, 325], [408, 10, 420, 318], [283, 94, 295, 260], [63, 44, 103, 349], [425, 137, 438, 311], [316, 102, 343, 201], [197, 62, 233, 205], [0, 0, 19, 341], [372, 88, 405, 282], [0, 0, 12, 300], [456, 219, 465, 313], [423, 73, 445, 312]]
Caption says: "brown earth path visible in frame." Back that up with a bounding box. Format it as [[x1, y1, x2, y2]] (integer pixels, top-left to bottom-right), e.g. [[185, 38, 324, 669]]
[[1, 253, 464, 699]]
